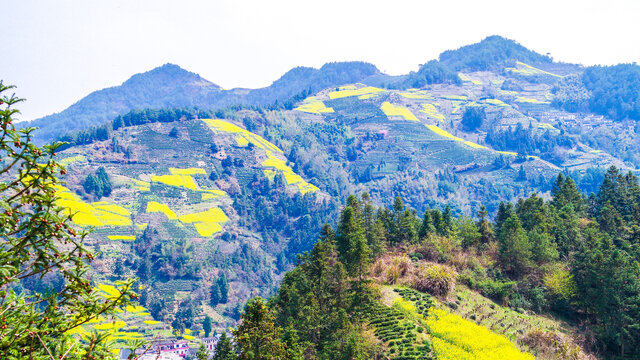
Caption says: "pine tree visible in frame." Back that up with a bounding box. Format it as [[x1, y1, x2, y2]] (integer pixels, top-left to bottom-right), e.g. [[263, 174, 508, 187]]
[[233, 297, 286, 359], [197, 343, 210, 360], [495, 202, 514, 235], [476, 205, 494, 243], [211, 282, 221, 306], [419, 208, 435, 239], [498, 215, 532, 276], [213, 332, 236, 360], [218, 273, 229, 303], [203, 315, 212, 337], [336, 206, 370, 277]]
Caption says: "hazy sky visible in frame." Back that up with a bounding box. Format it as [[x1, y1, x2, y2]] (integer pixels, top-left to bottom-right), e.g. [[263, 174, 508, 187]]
[[3, 0, 639, 122]]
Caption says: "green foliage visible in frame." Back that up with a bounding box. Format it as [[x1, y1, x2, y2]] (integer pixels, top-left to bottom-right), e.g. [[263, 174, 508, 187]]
[[213, 332, 236, 360], [439, 35, 552, 71], [498, 215, 532, 276], [233, 297, 286, 359], [392, 60, 461, 89], [0, 83, 137, 359], [461, 106, 486, 131], [197, 343, 210, 360], [82, 166, 112, 199], [211, 273, 230, 306], [203, 315, 212, 337]]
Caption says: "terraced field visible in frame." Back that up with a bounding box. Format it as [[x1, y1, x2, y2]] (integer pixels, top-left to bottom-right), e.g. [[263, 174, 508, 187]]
[[368, 286, 534, 360]]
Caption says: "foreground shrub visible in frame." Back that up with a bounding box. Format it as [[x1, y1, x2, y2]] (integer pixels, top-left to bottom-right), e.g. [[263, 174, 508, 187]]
[[413, 263, 457, 297]]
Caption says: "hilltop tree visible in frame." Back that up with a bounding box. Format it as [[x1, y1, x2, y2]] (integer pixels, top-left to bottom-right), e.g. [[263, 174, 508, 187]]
[[336, 203, 371, 278], [0, 83, 137, 359]]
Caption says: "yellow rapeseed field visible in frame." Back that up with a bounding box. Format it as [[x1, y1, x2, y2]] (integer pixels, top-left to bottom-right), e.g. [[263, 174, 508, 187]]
[[146, 201, 178, 220], [380, 102, 419, 121]]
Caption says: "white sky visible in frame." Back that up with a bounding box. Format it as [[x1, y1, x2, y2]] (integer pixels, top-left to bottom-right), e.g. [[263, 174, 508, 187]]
[[3, 0, 640, 122]]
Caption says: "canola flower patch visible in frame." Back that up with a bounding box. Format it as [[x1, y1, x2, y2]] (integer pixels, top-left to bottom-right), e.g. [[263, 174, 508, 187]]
[[328, 86, 385, 99], [131, 178, 150, 191], [399, 90, 433, 100], [515, 96, 550, 104], [420, 103, 446, 122], [202, 118, 283, 153], [58, 154, 86, 166], [294, 97, 335, 114], [505, 61, 562, 78], [150, 174, 198, 190], [538, 123, 557, 130], [484, 99, 509, 107], [426, 308, 534, 360], [178, 207, 229, 237], [441, 94, 468, 101], [54, 185, 132, 227], [107, 235, 136, 241], [380, 102, 419, 121], [458, 73, 483, 85], [203, 118, 318, 194], [169, 167, 207, 175], [261, 153, 319, 194], [146, 201, 178, 220], [424, 125, 487, 150]]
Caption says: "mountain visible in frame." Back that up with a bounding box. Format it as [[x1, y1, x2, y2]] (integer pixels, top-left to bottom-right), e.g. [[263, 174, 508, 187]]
[[22, 61, 382, 143], [23, 64, 221, 141], [24, 35, 640, 358]]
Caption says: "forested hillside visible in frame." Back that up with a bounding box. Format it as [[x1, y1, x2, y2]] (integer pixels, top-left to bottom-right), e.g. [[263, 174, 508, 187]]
[[12, 34, 640, 359], [227, 167, 640, 359]]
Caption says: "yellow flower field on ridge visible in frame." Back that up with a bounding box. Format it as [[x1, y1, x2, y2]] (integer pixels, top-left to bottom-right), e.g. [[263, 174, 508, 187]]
[[169, 167, 207, 175], [328, 86, 385, 99], [146, 201, 178, 220], [202, 118, 283, 153], [295, 97, 334, 114], [426, 307, 534, 360], [53, 185, 131, 227], [150, 174, 198, 190], [178, 207, 229, 237], [380, 102, 419, 121]]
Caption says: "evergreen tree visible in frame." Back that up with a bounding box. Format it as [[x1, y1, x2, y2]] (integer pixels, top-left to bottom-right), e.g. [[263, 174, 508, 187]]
[[0, 83, 137, 358], [211, 282, 222, 306], [529, 227, 558, 263], [213, 332, 236, 360], [233, 297, 286, 360], [494, 202, 515, 234], [336, 206, 370, 277], [218, 273, 230, 303], [572, 228, 640, 357], [476, 205, 494, 243], [419, 209, 435, 239], [96, 166, 112, 196], [203, 315, 213, 337], [498, 215, 532, 276], [197, 343, 210, 360], [442, 205, 454, 236]]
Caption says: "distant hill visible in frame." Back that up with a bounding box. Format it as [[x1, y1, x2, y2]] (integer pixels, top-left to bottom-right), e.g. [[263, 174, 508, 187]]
[[23, 61, 382, 143], [22, 64, 221, 142], [439, 35, 553, 71]]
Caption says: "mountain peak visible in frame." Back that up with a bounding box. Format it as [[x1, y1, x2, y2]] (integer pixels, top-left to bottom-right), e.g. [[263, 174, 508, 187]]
[[123, 63, 218, 89], [439, 35, 552, 71]]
